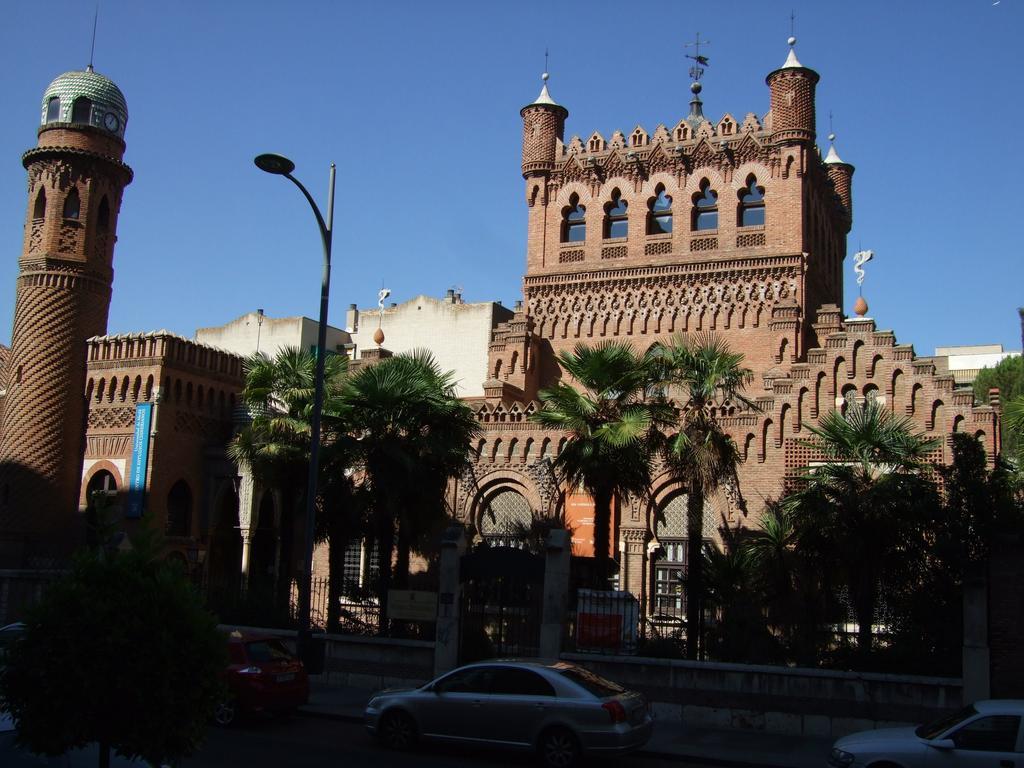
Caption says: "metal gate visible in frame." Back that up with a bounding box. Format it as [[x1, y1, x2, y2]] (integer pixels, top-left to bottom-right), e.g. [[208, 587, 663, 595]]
[[459, 546, 544, 663]]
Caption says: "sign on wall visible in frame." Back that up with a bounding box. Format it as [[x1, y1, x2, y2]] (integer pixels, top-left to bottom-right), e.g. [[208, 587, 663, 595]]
[[387, 590, 438, 622], [126, 403, 153, 519]]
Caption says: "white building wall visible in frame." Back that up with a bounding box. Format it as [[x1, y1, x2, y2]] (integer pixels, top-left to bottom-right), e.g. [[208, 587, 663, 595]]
[[347, 295, 511, 398], [195, 312, 351, 359]]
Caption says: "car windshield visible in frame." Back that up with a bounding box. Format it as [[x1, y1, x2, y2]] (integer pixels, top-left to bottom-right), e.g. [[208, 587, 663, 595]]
[[915, 705, 978, 740], [245, 640, 294, 664], [556, 665, 625, 698]]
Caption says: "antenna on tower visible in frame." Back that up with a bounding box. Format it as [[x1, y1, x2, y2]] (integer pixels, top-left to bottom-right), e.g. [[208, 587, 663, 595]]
[[88, 1, 99, 72], [684, 32, 710, 120], [544, 48, 549, 74], [683, 32, 710, 82], [790, 9, 796, 38]]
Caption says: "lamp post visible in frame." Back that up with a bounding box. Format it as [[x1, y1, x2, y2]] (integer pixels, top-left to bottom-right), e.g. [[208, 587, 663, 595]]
[[254, 153, 335, 664]]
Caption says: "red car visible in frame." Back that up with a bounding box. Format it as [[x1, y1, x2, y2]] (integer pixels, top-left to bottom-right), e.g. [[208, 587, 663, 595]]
[[214, 631, 310, 726]]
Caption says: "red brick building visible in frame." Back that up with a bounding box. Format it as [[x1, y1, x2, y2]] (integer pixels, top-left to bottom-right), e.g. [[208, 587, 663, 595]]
[[455, 41, 1001, 618]]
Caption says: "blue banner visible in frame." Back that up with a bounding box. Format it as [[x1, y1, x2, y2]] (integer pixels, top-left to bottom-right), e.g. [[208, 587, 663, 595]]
[[126, 403, 153, 519]]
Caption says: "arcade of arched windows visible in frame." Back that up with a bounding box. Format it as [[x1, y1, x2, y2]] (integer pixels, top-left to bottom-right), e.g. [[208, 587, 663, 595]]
[[85, 372, 237, 418], [474, 401, 536, 423], [554, 166, 773, 253]]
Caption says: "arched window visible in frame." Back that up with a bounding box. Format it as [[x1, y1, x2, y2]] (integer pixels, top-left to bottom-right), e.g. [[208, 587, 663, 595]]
[[479, 488, 533, 548], [693, 179, 718, 231], [97, 196, 110, 230], [562, 194, 586, 243], [33, 189, 46, 219], [46, 96, 61, 124], [63, 188, 80, 220], [165, 480, 192, 538], [738, 175, 765, 227], [648, 186, 673, 234], [71, 97, 92, 125], [604, 189, 628, 239]]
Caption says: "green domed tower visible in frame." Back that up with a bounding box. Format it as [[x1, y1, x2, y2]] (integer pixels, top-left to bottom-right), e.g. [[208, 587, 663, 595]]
[[0, 67, 133, 566]]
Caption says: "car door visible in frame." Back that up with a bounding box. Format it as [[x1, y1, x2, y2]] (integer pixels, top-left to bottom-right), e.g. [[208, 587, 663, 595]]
[[484, 667, 558, 746], [928, 714, 1021, 768], [416, 666, 496, 741]]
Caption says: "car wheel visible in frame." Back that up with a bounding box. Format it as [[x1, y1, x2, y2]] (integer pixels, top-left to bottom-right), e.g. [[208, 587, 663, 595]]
[[213, 696, 238, 727], [379, 710, 416, 751], [538, 726, 579, 768]]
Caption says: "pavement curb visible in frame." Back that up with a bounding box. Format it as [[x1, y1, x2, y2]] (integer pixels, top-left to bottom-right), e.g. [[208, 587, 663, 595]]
[[296, 706, 802, 768]]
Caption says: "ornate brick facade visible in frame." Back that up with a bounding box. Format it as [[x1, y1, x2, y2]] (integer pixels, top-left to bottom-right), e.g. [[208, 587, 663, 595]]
[[454, 45, 1001, 618]]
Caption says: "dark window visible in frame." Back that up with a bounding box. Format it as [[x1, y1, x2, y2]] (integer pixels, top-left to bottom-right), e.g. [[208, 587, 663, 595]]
[[33, 189, 46, 219], [97, 196, 110, 230], [63, 188, 80, 220], [490, 668, 556, 697], [86, 470, 118, 506], [648, 186, 673, 234], [71, 97, 93, 125], [556, 665, 625, 698], [693, 180, 718, 231], [166, 479, 192, 537], [739, 175, 765, 227], [950, 715, 1020, 752], [563, 194, 586, 243], [604, 189, 628, 239], [46, 97, 61, 123], [434, 666, 494, 694]]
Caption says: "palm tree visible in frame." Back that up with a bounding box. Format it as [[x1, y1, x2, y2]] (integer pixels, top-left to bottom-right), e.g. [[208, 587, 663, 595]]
[[787, 401, 940, 657], [330, 350, 479, 630], [652, 332, 754, 660], [531, 341, 674, 584], [228, 346, 349, 626]]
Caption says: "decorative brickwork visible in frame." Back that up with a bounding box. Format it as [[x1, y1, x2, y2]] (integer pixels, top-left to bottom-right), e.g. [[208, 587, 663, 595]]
[[644, 241, 672, 256], [737, 232, 766, 248]]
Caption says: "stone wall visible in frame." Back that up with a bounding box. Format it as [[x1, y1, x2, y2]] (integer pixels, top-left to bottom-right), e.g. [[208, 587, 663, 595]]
[[561, 652, 962, 738]]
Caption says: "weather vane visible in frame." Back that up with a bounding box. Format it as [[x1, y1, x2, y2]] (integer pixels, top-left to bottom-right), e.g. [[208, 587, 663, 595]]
[[377, 286, 391, 311], [853, 249, 874, 291], [684, 32, 710, 83]]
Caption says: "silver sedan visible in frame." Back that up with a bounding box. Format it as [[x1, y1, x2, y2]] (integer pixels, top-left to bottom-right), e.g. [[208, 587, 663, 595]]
[[827, 699, 1024, 767], [365, 660, 653, 767]]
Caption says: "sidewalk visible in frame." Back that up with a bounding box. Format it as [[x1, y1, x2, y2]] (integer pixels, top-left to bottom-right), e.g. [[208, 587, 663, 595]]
[[300, 680, 834, 768]]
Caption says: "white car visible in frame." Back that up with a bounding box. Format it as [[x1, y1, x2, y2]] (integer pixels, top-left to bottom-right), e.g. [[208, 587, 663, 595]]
[[827, 699, 1023, 767]]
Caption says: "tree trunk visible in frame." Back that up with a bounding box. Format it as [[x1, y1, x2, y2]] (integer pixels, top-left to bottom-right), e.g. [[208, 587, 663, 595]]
[[394, 519, 410, 590], [854, 571, 875, 658], [686, 487, 704, 660], [375, 498, 395, 635], [592, 487, 613, 587], [98, 740, 110, 768], [326, 512, 346, 633]]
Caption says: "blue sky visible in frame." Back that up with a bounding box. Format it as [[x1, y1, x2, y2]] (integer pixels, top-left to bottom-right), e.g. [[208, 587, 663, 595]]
[[0, 0, 1020, 355]]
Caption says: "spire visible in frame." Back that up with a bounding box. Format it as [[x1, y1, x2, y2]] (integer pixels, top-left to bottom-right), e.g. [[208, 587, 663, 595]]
[[532, 71, 559, 107], [782, 35, 803, 69], [824, 132, 844, 164]]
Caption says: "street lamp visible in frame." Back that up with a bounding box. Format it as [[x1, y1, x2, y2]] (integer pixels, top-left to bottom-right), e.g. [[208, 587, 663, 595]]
[[254, 153, 336, 665]]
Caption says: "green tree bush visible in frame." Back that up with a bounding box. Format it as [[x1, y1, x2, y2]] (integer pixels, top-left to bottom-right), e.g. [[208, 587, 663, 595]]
[[973, 354, 1023, 458], [0, 543, 226, 768]]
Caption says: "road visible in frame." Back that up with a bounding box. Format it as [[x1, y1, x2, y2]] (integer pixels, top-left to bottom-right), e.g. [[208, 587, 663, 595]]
[[1, 712, 750, 767], [180, 715, 735, 768]]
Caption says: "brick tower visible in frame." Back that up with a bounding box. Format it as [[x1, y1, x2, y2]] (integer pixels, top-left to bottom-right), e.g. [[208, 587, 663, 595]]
[[0, 67, 132, 565]]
